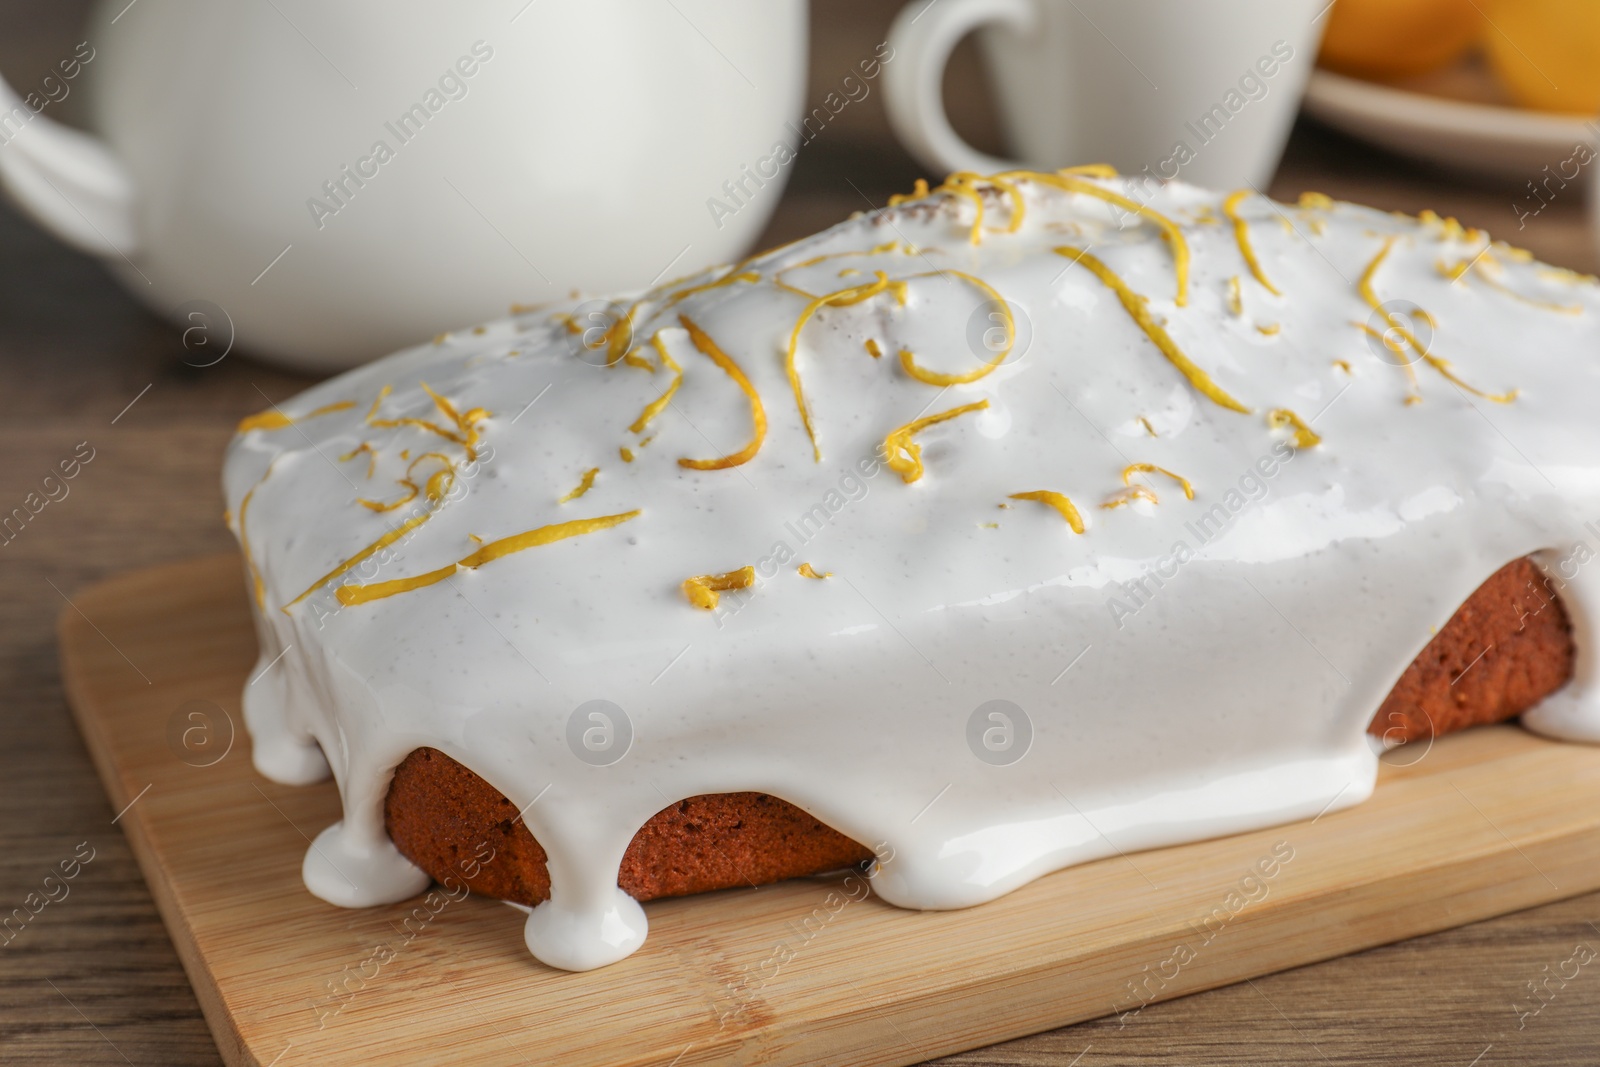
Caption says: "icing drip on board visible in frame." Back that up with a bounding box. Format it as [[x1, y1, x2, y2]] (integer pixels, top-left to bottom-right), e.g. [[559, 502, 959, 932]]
[[225, 173, 1600, 971]]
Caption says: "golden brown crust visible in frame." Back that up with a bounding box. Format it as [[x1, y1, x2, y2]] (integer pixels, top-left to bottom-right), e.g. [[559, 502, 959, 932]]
[[384, 750, 872, 906], [385, 556, 1574, 905], [1368, 558, 1572, 743]]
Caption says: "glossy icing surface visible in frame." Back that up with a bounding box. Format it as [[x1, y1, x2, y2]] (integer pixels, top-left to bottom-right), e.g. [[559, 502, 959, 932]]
[[224, 173, 1600, 971]]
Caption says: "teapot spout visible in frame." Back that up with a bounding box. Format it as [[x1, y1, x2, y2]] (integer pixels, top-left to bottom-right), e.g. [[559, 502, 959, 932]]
[[0, 74, 137, 258]]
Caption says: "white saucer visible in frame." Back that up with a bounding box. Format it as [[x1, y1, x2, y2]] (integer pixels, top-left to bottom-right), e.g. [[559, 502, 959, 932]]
[[1302, 62, 1596, 182]]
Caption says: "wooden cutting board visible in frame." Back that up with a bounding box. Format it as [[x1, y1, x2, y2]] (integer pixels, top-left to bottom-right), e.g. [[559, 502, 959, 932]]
[[58, 553, 1600, 1067]]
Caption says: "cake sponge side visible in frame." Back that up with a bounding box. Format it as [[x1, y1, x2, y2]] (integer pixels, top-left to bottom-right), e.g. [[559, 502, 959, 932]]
[[386, 557, 1573, 905]]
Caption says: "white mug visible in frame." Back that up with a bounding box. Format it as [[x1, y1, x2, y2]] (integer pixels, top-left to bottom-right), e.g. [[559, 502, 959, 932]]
[[0, 0, 807, 372], [884, 0, 1326, 188]]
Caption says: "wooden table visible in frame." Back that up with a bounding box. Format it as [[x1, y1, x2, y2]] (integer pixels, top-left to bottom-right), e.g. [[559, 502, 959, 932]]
[[4, 1, 1599, 1063]]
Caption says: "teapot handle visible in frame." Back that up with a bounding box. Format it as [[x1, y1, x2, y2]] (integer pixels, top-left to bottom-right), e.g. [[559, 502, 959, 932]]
[[0, 71, 138, 257]]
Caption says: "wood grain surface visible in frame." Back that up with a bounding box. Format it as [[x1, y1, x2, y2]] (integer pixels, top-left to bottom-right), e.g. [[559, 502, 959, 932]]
[[4, 1, 1600, 1064]]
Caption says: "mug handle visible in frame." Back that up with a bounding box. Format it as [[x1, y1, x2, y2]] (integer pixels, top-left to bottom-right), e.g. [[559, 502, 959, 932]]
[[0, 69, 138, 257], [884, 0, 1037, 176]]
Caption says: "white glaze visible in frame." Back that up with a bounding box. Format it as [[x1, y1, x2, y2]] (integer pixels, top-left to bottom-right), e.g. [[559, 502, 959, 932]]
[[224, 175, 1600, 971]]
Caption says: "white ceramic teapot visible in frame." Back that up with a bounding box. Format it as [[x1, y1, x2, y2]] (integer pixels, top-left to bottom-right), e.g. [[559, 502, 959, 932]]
[[0, 0, 807, 371]]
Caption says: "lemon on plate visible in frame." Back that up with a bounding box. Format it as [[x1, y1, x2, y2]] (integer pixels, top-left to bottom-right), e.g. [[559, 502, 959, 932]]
[[1482, 0, 1600, 114], [1319, 0, 1483, 79]]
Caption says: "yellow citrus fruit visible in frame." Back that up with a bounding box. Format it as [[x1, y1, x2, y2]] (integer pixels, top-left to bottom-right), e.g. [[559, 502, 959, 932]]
[[1482, 0, 1600, 113], [1318, 0, 1483, 79]]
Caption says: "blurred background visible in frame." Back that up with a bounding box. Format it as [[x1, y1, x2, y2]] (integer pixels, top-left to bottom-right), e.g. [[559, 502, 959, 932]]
[[3, 0, 1599, 1063]]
